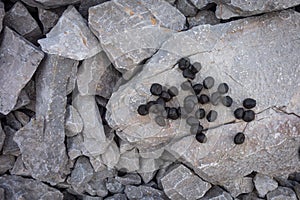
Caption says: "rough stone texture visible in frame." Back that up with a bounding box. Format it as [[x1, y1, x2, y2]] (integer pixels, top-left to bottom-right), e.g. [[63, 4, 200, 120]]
[[116, 148, 140, 172], [0, 1, 4, 33], [106, 10, 300, 183], [4, 2, 42, 43], [101, 141, 120, 168], [105, 178, 124, 194], [65, 105, 83, 137], [88, 0, 186, 76], [0, 188, 4, 200], [3, 126, 20, 156], [161, 165, 211, 199], [79, 0, 108, 19], [38, 6, 102, 61], [125, 185, 166, 200], [176, 0, 198, 17], [254, 174, 278, 197], [21, 0, 80, 8], [0, 155, 15, 175], [14, 111, 30, 126], [5, 113, 22, 130], [200, 186, 233, 200], [38, 8, 62, 34], [115, 173, 142, 186], [77, 51, 121, 98], [10, 155, 31, 176], [67, 133, 86, 160], [190, 0, 213, 9], [13, 89, 31, 111], [0, 27, 44, 115], [73, 93, 108, 157], [105, 193, 127, 200], [67, 61, 79, 95], [188, 10, 220, 28], [0, 125, 5, 151], [221, 177, 254, 197], [138, 158, 161, 183], [266, 186, 297, 200], [0, 175, 63, 200]]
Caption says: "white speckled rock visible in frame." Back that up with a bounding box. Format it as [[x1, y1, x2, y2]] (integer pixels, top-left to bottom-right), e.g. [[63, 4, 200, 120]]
[[266, 186, 297, 200], [106, 10, 300, 183], [221, 177, 254, 197], [254, 174, 278, 198], [38, 6, 102, 60]]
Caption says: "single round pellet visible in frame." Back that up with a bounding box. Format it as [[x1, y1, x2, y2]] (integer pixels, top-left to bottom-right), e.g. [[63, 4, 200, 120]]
[[183, 69, 195, 80], [150, 83, 162, 96], [146, 101, 157, 110], [234, 132, 245, 144], [160, 91, 172, 102], [206, 110, 218, 122], [198, 94, 210, 104], [243, 98, 256, 109], [178, 57, 190, 70], [156, 97, 166, 107], [167, 107, 180, 120], [181, 81, 192, 91], [234, 108, 244, 119], [168, 86, 179, 97], [149, 104, 165, 114], [221, 96, 233, 107], [195, 132, 207, 143], [184, 95, 198, 104], [155, 116, 166, 127], [192, 84, 203, 95], [137, 104, 149, 116], [243, 110, 255, 122], [192, 62, 202, 72], [195, 108, 206, 119], [217, 83, 229, 94], [184, 100, 196, 113], [188, 64, 199, 74], [203, 76, 214, 89], [178, 107, 188, 119], [210, 92, 221, 106], [186, 116, 199, 126], [190, 124, 204, 134]]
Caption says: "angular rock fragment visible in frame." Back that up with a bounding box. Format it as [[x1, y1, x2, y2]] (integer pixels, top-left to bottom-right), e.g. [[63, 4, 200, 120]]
[[77, 51, 121, 98], [125, 185, 166, 200], [0, 175, 63, 200], [221, 177, 254, 197], [105, 193, 127, 200], [67, 62, 79, 95], [105, 178, 124, 194], [3, 126, 20, 156], [101, 141, 120, 168], [67, 133, 86, 160], [266, 186, 297, 200], [238, 192, 264, 200], [0, 188, 4, 200], [176, 0, 198, 17], [115, 173, 142, 185], [0, 1, 4, 32], [38, 6, 102, 60], [254, 174, 278, 198], [200, 186, 232, 200], [138, 158, 161, 183], [0, 27, 44, 115], [21, 0, 80, 8], [188, 10, 220, 28], [65, 105, 83, 137], [10, 155, 31, 176], [14, 111, 31, 126], [161, 165, 211, 199], [4, 2, 42, 43], [0, 125, 5, 151], [88, 0, 186, 76], [79, 0, 108, 19], [0, 155, 15, 175], [13, 90, 31, 110], [85, 172, 108, 197], [5, 113, 22, 130], [116, 148, 140, 172], [38, 7, 62, 34]]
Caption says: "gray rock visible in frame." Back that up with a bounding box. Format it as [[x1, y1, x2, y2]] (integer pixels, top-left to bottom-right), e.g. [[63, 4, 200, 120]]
[[115, 173, 142, 185], [0, 155, 15, 175], [10, 155, 31, 176], [190, 0, 213, 9], [266, 186, 297, 200], [85, 171, 108, 197], [221, 177, 254, 198], [101, 141, 120, 168], [0, 125, 5, 151], [106, 178, 124, 194], [38, 8, 62, 34], [65, 105, 83, 137], [4, 2, 42, 43], [138, 158, 161, 183], [116, 148, 140, 172], [188, 10, 220, 28], [238, 192, 264, 200], [200, 186, 232, 200], [5, 113, 22, 130], [73, 93, 108, 157], [82, 196, 103, 200], [254, 174, 278, 198], [125, 185, 166, 200], [77, 51, 121, 98], [68, 156, 94, 193], [106, 10, 300, 183], [67, 61, 79, 95], [38, 6, 102, 60], [88, 0, 185, 76], [0, 175, 63, 200], [14, 111, 31, 126], [21, 0, 80, 8], [0, 27, 44, 115], [104, 193, 127, 200], [292, 182, 300, 200], [176, 0, 198, 17], [161, 165, 211, 200], [3, 126, 20, 156], [0, 188, 4, 200], [89, 156, 106, 172], [13, 89, 31, 110], [139, 147, 164, 159], [0, 1, 4, 32], [79, 0, 108, 19], [67, 133, 86, 160]]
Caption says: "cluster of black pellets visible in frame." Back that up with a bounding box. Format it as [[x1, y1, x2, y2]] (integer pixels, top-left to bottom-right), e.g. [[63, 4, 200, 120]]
[[137, 57, 257, 145]]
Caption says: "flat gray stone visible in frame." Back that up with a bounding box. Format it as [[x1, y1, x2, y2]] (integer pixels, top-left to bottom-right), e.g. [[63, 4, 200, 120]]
[[0, 1, 4, 33], [254, 173, 278, 198], [0, 124, 5, 151], [115, 173, 142, 185], [4, 2, 42, 43], [221, 177, 254, 197], [38, 6, 102, 60], [0, 27, 44, 115], [125, 185, 166, 200], [65, 105, 83, 137], [176, 0, 198, 17], [138, 158, 161, 183], [101, 141, 120, 168], [77, 51, 121, 98], [10, 155, 31, 176], [116, 148, 140, 172], [3, 126, 20, 156], [200, 186, 233, 200], [106, 10, 300, 183], [0, 175, 63, 200], [266, 186, 297, 200], [187, 10, 220, 28], [38, 7, 62, 34], [0, 155, 15, 175], [161, 165, 211, 200], [88, 0, 186, 76], [21, 0, 80, 8]]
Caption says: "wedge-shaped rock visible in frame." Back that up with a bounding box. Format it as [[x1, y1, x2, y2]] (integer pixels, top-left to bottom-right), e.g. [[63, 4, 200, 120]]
[[106, 10, 300, 183], [254, 174, 278, 198], [38, 6, 101, 60], [4, 2, 42, 42], [0, 155, 15, 175], [266, 186, 297, 200], [0, 175, 63, 200], [88, 0, 186, 76], [21, 0, 80, 8], [3, 126, 20, 156], [125, 185, 166, 200], [221, 177, 254, 197], [65, 105, 83, 137], [38, 8, 62, 34], [0, 27, 44, 115], [200, 186, 233, 200]]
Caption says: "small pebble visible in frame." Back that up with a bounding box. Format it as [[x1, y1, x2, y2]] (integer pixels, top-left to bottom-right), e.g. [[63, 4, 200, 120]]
[[195, 108, 205, 119], [217, 83, 229, 94], [184, 95, 198, 104], [183, 100, 196, 113], [181, 81, 192, 91], [146, 101, 157, 110], [221, 96, 233, 107], [234, 108, 244, 119], [198, 94, 210, 104], [178, 57, 190, 70], [183, 68, 195, 79], [192, 62, 202, 72], [160, 91, 172, 102], [243, 110, 255, 122], [195, 132, 207, 143], [190, 124, 203, 134], [155, 116, 166, 127], [137, 104, 149, 116], [149, 104, 165, 114], [234, 132, 245, 144], [178, 107, 188, 119], [243, 98, 256, 109], [167, 107, 180, 120], [168, 86, 179, 97], [206, 110, 218, 122], [186, 116, 199, 126], [188, 64, 199, 74], [150, 83, 162, 96], [156, 97, 166, 107], [203, 76, 214, 89], [192, 84, 203, 95], [210, 92, 221, 106]]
